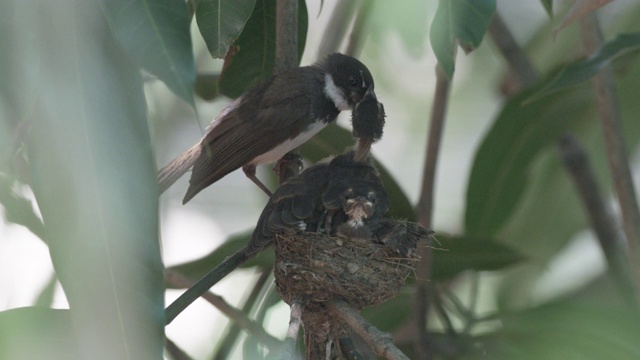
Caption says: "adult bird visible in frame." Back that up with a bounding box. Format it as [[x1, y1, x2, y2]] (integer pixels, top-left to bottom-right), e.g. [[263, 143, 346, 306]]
[[157, 53, 378, 203]]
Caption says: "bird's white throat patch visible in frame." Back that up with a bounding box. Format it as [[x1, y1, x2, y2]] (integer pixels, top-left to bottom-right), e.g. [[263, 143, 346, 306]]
[[324, 74, 350, 111]]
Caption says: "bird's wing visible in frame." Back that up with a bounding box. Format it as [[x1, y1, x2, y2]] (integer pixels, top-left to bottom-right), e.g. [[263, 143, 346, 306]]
[[184, 71, 322, 202], [248, 163, 329, 254]]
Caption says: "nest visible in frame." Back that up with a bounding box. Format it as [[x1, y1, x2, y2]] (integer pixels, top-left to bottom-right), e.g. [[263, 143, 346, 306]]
[[274, 231, 418, 310]]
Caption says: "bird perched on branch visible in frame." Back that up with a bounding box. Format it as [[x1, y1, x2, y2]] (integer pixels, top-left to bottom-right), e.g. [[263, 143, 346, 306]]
[[157, 53, 379, 203]]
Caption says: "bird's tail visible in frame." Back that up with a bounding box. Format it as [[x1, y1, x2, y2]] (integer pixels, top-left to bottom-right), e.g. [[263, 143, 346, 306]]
[[157, 142, 201, 194]]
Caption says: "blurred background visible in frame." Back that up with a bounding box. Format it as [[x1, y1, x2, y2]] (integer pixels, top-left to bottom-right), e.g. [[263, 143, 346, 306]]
[[2, 0, 640, 359]]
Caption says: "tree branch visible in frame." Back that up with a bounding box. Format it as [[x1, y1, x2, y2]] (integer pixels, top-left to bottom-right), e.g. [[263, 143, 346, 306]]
[[557, 134, 638, 305], [317, 0, 358, 57], [329, 299, 410, 360], [165, 269, 282, 352], [164, 248, 251, 324], [413, 64, 451, 359], [279, 302, 302, 359], [487, 12, 539, 88], [275, 0, 298, 73], [579, 13, 640, 294], [344, 0, 374, 57], [213, 269, 272, 360]]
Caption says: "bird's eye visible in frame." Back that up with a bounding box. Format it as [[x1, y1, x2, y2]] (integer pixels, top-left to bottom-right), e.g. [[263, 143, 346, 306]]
[[348, 75, 358, 88]]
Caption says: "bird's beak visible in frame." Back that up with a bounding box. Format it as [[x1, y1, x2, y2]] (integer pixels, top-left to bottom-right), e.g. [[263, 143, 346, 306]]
[[345, 196, 374, 222], [364, 86, 376, 100], [354, 137, 372, 162]]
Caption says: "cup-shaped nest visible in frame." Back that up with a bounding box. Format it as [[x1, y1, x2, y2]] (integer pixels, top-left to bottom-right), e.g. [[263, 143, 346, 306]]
[[274, 226, 420, 310]]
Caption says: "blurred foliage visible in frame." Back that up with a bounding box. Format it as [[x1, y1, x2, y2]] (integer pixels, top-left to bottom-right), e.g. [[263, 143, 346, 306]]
[[2, 0, 640, 359], [429, 0, 496, 78], [218, 0, 308, 98]]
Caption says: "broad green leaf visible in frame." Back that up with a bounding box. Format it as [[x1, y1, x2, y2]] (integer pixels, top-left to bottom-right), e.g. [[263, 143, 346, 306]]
[[432, 234, 526, 280], [465, 301, 640, 360], [362, 291, 412, 331], [196, 0, 256, 58], [0, 307, 77, 360], [369, 0, 431, 57], [495, 59, 640, 307], [100, 0, 196, 105], [541, 0, 553, 17], [302, 123, 416, 221], [218, 0, 308, 98], [528, 32, 640, 102], [0, 176, 45, 240], [429, 0, 496, 78], [14, 2, 164, 358], [166, 231, 273, 287], [464, 83, 593, 238]]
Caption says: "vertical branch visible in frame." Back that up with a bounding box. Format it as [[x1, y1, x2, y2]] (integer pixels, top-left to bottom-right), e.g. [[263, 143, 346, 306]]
[[487, 12, 539, 88], [343, 0, 374, 56], [317, 0, 358, 57], [275, 0, 301, 182], [275, 0, 298, 73], [413, 64, 452, 359], [580, 13, 640, 292], [557, 134, 637, 304]]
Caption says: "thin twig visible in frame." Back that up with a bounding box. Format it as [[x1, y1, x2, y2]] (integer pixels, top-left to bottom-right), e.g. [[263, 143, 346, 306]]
[[487, 12, 539, 88], [557, 133, 638, 305], [431, 291, 456, 337], [317, 0, 358, 57], [164, 337, 193, 360], [214, 269, 272, 360], [165, 269, 282, 352], [343, 0, 373, 57], [413, 64, 452, 359], [329, 299, 410, 360], [580, 13, 640, 294], [278, 302, 302, 360], [164, 247, 251, 324]]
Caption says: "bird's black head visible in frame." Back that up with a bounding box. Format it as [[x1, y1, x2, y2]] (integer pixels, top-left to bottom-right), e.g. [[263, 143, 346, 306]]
[[320, 53, 375, 110], [321, 152, 389, 222]]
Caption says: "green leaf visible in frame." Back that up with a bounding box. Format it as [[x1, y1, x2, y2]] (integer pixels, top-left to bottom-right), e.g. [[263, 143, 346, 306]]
[[196, 0, 256, 58], [362, 291, 412, 331], [432, 234, 526, 280], [14, 2, 164, 358], [0, 308, 77, 360], [466, 301, 640, 360], [301, 124, 416, 221], [218, 0, 308, 98], [541, 0, 553, 17], [369, 0, 430, 56], [464, 83, 593, 237], [528, 32, 640, 102], [100, 0, 196, 105], [166, 231, 274, 287], [429, 0, 496, 78], [495, 59, 640, 307]]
